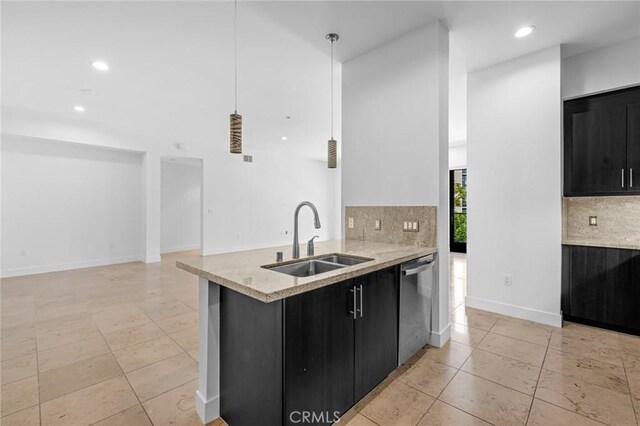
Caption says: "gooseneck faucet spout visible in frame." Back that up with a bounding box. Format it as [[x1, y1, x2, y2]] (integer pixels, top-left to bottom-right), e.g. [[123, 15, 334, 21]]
[[292, 201, 321, 259]]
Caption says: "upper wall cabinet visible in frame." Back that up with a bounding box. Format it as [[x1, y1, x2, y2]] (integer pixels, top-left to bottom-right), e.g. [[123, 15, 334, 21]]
[[564, 86, 640, 196]]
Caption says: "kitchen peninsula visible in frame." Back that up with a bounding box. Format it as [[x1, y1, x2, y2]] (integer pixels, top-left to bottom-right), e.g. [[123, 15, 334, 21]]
[[177, 239, 437, 425]]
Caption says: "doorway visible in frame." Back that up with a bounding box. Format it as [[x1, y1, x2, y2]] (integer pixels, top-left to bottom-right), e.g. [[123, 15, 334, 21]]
[[450, 169, 467, 253], [160, 157, 203, 254]]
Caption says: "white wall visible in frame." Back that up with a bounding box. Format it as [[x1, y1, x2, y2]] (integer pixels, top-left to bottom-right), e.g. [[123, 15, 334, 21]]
[[562, 37, 640, 99], [1, 135, 144, 277], [205, 149, 340, 255], [161, 160, 202, 253], [449, 142, 467, 170], [467, 46, 562, 327], [2, 107, 342, 274], [449, 71, 467, 144], [342, 22, 450, 346]]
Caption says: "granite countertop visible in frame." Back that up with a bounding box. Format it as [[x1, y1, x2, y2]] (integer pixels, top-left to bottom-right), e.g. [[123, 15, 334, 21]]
[[562, 239, 640, 251], [176, 239, 437, 303]]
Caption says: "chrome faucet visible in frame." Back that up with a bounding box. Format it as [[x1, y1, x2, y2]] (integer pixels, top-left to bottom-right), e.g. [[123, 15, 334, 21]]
[[292, 201, 321, 259]]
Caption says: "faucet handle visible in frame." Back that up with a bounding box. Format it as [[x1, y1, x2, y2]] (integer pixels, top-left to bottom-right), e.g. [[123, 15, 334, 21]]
[[307, 236, 319, 256]]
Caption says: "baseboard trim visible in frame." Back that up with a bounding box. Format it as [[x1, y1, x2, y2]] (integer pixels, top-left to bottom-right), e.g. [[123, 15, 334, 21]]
[[161, 245, 200, 254], [1, 255, 144, 278], [196, 390, 220, 424], [430, 323, 451, 348], [144, 255, 162, 264], [466, 295, 562, 328]]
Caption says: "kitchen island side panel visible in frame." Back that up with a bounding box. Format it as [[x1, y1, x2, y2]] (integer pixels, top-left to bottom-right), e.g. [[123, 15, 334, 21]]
[[220, 285, 284, 426]]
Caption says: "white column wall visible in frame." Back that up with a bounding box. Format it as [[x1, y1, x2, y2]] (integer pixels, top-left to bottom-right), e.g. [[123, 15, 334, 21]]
[[466, 46, 563, 326], [342, 21, 450, 346]]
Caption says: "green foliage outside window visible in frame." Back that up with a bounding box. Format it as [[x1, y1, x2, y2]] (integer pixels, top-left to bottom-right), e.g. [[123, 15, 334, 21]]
[[453, 182, 467, 243], [453, 183, 467, 208], [454, 213, 467, 243]]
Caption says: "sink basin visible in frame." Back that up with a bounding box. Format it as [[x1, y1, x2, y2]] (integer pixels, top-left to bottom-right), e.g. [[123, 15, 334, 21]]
[[264, 253, 374, 277], [267, 260, 345, 277], [316, 254, 373, 266]]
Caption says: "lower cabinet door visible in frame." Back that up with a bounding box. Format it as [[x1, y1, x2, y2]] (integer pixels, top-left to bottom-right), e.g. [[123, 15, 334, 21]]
[[568, 246, 609, 324], [284, 280, 355, 425], [354, 267, 399, 401], [606, 248, 640, 330], [564, 245, 640, 334]]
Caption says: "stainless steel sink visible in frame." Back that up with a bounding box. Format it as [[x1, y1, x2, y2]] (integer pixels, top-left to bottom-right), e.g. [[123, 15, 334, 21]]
[[264, 253, 374, 277], [316, 254, 373, 266], [267, 260, 345, 277]]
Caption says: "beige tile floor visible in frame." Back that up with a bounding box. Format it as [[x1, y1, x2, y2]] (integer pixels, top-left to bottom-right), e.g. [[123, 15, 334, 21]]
[[342, 252, 640, 426], [1, 251, 638, 425]]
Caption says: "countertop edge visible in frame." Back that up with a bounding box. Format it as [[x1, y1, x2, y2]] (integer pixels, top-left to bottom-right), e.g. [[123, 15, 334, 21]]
[[562, 240, 640, 251], [176, 247, 437, 303]]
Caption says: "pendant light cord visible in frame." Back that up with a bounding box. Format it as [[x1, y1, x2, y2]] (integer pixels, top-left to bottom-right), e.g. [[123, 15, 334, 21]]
[[330, 39, 334, 139], [234, 0, 238, 113]]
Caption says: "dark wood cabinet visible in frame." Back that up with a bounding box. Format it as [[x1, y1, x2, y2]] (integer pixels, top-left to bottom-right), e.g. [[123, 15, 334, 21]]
[[285, 267, 399, 424], [607, 249, 640, 330], [284, 280, 355, 425], [564, 86, 640, 196], [628, 103, 640, 190], [562, 245, 640, 335], [220, 287, 284, 426], [568, 106, 627, 194], [354, 267, 399, 400], [220, 265, 400, 426]]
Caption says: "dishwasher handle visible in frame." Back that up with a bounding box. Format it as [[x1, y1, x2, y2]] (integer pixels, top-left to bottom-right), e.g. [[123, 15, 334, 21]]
[[402, 255, 435, 276]]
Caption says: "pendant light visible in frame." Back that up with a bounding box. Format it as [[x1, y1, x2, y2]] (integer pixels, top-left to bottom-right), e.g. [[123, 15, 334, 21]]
[[326, 33, 339, 169], [230, 0, 242, 154]]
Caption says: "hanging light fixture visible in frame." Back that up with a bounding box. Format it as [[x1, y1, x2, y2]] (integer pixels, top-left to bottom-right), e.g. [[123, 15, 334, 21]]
[[230, 0, 242, 154], [326, 33, 339, 169]]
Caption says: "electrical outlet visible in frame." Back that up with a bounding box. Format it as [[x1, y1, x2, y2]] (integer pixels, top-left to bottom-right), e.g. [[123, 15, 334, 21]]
[[589, 216, 597, 226], [503, 274, 512, 286], [403, 220, 419, 232], [19, 249, 26, 257], [374, 219, 381, 230], [348, 217, 354, 229]]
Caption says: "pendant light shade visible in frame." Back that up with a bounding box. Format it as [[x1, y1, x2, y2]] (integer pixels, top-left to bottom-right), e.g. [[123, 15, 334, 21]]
[[328, 138, 337, 169], [326, 33, 339, 169], [230, 0, 242, 154], [230, 112, 242, 154]]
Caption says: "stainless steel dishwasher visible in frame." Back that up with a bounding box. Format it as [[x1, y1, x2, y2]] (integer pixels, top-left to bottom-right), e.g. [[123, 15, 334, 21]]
[[398, 254, 437, 365]]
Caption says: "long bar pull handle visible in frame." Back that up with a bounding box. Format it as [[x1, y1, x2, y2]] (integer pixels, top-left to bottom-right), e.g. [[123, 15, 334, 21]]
[[631, 168, 634, 188], [622, 169, 625, 188], [349, 288, 357, 319], [359, 284, 364, 318]]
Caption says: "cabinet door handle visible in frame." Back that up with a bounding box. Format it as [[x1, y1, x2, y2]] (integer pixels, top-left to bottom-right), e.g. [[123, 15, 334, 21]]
[[631, 168, 634, 188], [349, 288, 356, 319], [622, 169, 625, 188], [359, 284, 364, 318]]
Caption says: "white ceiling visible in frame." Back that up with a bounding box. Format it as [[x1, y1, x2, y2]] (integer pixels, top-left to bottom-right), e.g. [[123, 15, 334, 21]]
[[2, 1, 639, 154]]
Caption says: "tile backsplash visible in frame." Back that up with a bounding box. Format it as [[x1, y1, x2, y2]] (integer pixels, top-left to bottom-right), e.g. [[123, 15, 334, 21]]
[[344, 206, 437, 247], [563, 196, 640, 246]]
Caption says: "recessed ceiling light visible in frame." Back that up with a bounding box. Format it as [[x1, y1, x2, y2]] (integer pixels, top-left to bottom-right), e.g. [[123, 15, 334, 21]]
[[72, 105, 86, 112], [91, 60, 109, 71], [515, 26, 535, 38], [281, 136, 288, 141]]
